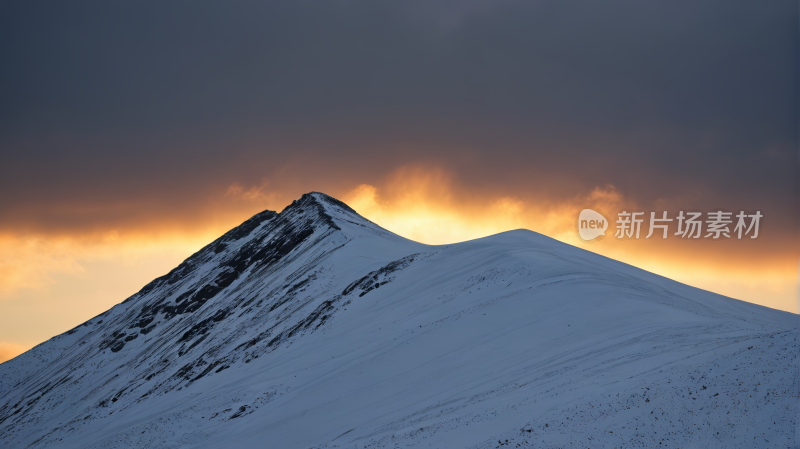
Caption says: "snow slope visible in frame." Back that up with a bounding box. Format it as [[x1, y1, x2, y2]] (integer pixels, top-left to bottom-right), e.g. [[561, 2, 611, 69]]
[[0, 192, 796, 449]]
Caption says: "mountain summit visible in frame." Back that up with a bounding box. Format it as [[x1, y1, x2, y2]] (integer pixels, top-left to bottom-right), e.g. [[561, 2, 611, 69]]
[[0, 193, 796, 448]]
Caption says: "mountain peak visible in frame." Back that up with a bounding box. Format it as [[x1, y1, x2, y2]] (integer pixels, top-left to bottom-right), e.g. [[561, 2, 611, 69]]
[[284, 191, 376, 229], [86, 191, 405, 354], [279, 192, 349, 231], [1, 192, 794, 448], [291, 191, 358, 215], [121, 192, 359, 308]]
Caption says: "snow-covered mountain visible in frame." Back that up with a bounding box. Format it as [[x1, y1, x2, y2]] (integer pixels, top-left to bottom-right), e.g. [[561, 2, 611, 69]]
[[0, 192, 796, 448]]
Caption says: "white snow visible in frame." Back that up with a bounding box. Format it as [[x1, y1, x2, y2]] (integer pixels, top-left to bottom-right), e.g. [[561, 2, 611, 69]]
[[0, 192, 796, 448]]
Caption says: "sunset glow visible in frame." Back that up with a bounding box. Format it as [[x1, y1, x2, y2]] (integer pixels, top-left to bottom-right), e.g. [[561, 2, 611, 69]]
[[1, 0, 795, 371], [1, 164, 795, 363]]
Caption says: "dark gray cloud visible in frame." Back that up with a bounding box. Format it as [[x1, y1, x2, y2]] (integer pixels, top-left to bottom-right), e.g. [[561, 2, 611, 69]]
[[0, 0, 796, 235]]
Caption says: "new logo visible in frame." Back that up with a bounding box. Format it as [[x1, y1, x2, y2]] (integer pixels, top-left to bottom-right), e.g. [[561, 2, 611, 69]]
[[578, 209, 608, 241]]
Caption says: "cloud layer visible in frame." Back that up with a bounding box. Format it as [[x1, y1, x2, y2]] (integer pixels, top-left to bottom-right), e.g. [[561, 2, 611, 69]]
[[0, 0, 796, 359]]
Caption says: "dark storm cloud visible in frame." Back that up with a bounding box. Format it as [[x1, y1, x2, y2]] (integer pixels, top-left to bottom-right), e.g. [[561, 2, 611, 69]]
[[0, 0, 796, 234]]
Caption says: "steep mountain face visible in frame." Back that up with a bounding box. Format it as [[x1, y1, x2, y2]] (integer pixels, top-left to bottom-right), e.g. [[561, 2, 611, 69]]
[[0, 192, 796, 449]]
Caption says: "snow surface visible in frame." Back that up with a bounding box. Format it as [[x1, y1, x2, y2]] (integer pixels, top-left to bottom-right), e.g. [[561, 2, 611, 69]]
[[0, 192, 797, 448]]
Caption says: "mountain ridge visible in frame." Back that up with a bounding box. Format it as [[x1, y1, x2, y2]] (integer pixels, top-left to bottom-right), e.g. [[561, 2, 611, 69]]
[[0, 192, 796, 449]]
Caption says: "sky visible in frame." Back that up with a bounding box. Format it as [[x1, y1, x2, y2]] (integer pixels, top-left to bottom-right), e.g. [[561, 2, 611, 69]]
[[0, 0, 798, 363]]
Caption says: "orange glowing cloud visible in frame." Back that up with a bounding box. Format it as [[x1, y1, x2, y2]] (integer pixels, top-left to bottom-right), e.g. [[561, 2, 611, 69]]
[[0, 180, 306, 358], [343, 165, 633, 245], [342, 165, 797, 313], [0, 231, 227, 361], [226, 178, 280, 204], [0, 166, 795, 364], [0, 232, 213, 298]]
